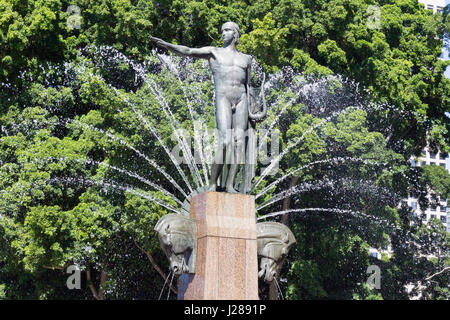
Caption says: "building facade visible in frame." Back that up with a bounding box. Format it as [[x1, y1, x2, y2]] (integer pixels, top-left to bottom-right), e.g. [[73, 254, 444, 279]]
[[408, 148, 449, 232], [419, 0, 447, 13]]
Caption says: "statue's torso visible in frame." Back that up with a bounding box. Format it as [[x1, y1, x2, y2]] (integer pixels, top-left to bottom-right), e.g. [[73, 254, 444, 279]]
[[209, 48, 251, 104]]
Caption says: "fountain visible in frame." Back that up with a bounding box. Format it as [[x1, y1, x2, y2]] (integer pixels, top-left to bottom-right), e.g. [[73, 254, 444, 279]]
[[1, 22, 407, 299], [60, 46, 394, 299]]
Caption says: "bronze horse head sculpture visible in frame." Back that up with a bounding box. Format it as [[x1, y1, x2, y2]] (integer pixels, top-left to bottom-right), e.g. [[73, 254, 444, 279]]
[[256, 222, 296, 283], [154, 214, 197, 275]]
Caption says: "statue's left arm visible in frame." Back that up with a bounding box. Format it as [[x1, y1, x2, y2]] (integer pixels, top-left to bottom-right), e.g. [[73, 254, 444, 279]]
[[246, 56, 253, 112], [247, 56, 267, 122]]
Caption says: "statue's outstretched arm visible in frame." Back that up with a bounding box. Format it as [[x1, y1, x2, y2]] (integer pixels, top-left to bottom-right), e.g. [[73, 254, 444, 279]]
[[151, 36, 213, 59]]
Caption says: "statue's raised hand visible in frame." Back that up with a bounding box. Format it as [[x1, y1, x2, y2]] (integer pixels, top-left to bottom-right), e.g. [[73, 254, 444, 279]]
[[151, 36, 167, 49]]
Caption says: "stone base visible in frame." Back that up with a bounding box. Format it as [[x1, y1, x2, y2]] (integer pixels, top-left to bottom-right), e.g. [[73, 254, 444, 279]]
[[177, 192, 258, 300]]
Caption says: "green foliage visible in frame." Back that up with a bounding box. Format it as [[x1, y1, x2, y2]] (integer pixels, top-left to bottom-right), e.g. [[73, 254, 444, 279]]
[[420, 164, 450, 199], [19, 191, 116, 272], [0, 0, 448, 300], [352, 283, 383, 300], [239, 13, 290, 71], [290, 49, 333, 76], [286, 222, 373, 300]]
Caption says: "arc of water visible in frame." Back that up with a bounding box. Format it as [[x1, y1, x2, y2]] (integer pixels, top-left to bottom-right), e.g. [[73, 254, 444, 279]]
[[95, 179, 182, 214], [72, 120, 189, 199], [256, 74, 332, 155], [257, 207, 360, 221], [260, 206, 424, 247], [202, 123, 214, 173], [40, 156, 184, 206], [257, 91, 299, 153], [79, 65, 196, 195], [256, 171, 397, 212], [49, 176, 182, 214], [193, 120, 209, 184], [145, 77, 204, 190], [257, 207, 392, 228], [158, 55, 197, 121], [66, 63, 191, 199], [252, 107, 357, 192], [157, 54, 210, 184], [80, 159, 184, 206], [252, 118, 328, 192], [113, 87, 195, 195], [258, 206, 423, 252], [130, 107, 194, 195], [167, 268, 176, 300], [255, 157, 381, 200], [94, 47, 203, 191], [256, 180, 333, 211], [274, 277, 284, 300], [158, 269, 173, 300]]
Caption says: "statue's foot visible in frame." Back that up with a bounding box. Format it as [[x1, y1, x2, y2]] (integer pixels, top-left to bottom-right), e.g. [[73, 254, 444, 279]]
[[207, 184, 217, 192], [226, 185, 238, 194]]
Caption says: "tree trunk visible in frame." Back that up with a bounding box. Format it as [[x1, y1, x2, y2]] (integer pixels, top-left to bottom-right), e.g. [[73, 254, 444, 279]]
[[86, 269, 107, 300], [133, 238, 178, 295]]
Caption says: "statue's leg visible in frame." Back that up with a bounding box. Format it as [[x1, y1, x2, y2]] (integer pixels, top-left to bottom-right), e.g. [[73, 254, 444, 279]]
[[226, 97, 248, 193], [208, 97, 232, 191]]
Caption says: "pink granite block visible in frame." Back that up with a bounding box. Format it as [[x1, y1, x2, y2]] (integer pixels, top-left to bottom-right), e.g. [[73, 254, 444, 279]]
[[245, 239, 259, 300], [203, 236, 219, 299], [218, 238, 246, 300], [191, 192, 256, 240], [179, 192, 258, 300]]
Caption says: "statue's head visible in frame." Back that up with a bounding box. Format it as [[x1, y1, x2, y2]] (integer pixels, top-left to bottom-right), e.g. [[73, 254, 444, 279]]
[[221, 21, 240, 45]]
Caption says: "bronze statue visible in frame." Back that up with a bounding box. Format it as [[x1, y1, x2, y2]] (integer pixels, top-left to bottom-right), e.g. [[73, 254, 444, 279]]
[[151, 21, 266, 194]]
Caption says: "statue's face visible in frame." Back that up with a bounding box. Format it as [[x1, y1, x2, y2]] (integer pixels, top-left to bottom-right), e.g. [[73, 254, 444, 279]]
[[222, 23, 236, 44]]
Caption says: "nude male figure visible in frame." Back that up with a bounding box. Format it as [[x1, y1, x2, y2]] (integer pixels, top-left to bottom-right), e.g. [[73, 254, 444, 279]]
[[151, 22, 252, 193]]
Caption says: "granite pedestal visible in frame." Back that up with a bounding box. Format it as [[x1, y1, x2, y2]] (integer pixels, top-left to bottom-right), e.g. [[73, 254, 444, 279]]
[[177, 192, 258, 300]]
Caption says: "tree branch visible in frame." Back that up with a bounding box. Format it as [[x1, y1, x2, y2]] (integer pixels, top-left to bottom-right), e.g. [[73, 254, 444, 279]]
[[133, 238, 178, 295], [425, 266, 450, 281], [86, 269, 107, 300], [97, 270, 107, 300], [42, 265, 65, 270], [86, 269, 99, 300]]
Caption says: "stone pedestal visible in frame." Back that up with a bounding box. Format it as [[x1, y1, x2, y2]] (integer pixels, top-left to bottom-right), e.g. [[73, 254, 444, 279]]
[[177, 192, 259, 300]]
